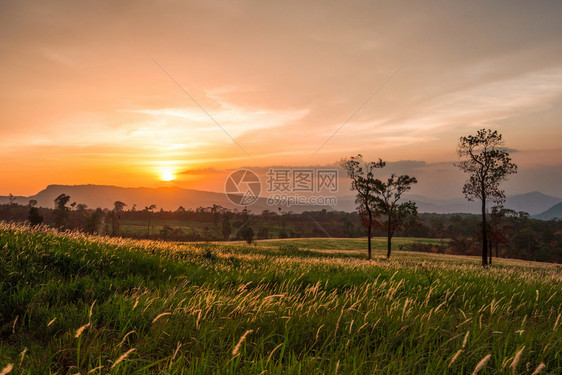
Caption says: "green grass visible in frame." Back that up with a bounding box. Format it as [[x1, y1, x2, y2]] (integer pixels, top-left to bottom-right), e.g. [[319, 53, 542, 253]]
[[245, 237, 448, 251], [0, 222, 561, 374]]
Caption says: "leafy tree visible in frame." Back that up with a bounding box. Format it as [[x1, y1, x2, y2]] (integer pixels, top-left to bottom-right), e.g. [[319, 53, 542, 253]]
[[242, 227, 255, 245], [76, 203, 88, 212], [222, 214, 232, 240], [112, 201, 126, 236], [456, 129, 517, 267], [54, 194, 71, 229], [27, 199, 43, 226], [374, 194, 418, 258], [340, 155, 385, 260], [488, 206, 517, 263], [85, 208, 104, 234]]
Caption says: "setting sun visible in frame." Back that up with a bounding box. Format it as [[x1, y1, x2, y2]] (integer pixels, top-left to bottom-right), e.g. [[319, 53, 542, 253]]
[[159, 166, 177, 182]]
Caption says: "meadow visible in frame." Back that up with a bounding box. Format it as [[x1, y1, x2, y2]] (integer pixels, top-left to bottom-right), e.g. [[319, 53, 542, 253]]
[[0, 222, 561, 374]]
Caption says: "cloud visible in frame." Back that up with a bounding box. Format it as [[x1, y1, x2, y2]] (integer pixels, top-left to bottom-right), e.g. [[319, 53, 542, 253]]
[[181, 167, 224, 175]]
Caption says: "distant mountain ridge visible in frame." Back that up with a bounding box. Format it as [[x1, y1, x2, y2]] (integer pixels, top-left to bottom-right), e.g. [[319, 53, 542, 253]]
[[334, 191, 561, 215], [0, 184, 332, 214], [533, 202, 562, 220], [1, 185, 560, 215]]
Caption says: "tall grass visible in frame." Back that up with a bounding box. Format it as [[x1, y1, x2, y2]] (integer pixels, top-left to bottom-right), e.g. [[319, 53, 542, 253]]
[[0, 222, 560, 374]]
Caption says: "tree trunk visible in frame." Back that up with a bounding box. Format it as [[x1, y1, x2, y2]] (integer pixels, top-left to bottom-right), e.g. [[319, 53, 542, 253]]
[[387, 215, 392, 259], [367, 209, 372, 260], [481, 196, 488, 267]]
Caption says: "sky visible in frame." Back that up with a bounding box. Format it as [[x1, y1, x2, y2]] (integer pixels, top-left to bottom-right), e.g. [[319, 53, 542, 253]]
[[1, 0, 561, 199]]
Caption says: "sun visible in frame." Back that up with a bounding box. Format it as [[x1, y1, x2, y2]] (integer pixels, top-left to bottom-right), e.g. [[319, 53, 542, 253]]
[[159, 166, 176, 182]]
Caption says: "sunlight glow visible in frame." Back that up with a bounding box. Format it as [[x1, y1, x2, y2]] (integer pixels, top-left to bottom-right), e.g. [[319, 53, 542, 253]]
[[159, 166, 176, 182]]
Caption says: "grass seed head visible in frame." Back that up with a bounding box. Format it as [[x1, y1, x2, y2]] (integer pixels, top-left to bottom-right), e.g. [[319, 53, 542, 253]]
[[472, 354, 491, 375], [232, 330, 253, 356], [0, 364, 13, 375], [111, 348, 135, 369]]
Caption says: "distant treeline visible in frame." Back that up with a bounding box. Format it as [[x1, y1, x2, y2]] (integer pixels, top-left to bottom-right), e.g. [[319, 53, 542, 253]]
[[0, 198, 560, 263]]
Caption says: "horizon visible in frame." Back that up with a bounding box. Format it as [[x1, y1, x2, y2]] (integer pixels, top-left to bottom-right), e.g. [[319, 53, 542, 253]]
[[1, 1, 562, 199]]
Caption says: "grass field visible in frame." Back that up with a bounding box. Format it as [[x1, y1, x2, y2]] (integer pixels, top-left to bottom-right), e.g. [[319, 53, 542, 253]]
[[1, 222, 561, 374], [243, 237, 448, 252]]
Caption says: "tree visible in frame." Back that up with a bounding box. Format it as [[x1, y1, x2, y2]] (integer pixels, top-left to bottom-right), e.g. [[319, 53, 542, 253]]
[[373, 188, 418, 258], [8, 193, 16, 206], [488, 206, 517, 263], [144, 204, 157, 237], [54, 193, 71, 229], [222, 213, 232, 240], [76, 203, 88, 212], [27, 199, 43, 226], [85, 208, 104, 234], [340, 155, 386, 260], [456, 129, 517, 267], [112, 201, 126, 236], [242, 227, 255, 245]]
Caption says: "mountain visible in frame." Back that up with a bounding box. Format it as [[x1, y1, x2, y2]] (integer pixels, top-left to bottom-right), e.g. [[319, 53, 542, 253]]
[[2, 185, 559, 215], [333, 192, 561, 215], [533, 202, 562, 220], [504, 192, 562, 216], [0, 184, 332, 214]]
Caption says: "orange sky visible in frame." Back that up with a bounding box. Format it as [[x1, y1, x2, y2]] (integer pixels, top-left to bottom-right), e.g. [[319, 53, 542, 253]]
[[1, 1, 561, 198]]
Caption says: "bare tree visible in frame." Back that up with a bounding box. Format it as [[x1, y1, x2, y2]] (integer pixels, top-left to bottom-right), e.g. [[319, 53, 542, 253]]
[[144, 204, 157, 237], [456, 129, 517, 267], [340, 155, 385, 260]]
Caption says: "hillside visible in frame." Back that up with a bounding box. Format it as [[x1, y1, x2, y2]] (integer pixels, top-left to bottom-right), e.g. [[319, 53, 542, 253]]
[[0, 223, 561, 373], [534, 202, 562, 220]]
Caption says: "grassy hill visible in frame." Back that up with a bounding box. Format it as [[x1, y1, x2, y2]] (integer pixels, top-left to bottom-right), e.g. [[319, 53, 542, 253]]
[[0, 223, 561, 374]]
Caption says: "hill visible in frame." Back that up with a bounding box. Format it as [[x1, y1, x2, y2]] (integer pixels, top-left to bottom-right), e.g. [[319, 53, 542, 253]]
[[534, 202, 562, 220], [0, 184, 332, 213]]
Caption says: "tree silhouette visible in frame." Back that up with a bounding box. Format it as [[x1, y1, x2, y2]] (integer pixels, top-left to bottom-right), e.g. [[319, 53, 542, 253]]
[[85, 208, 104, 234], [144, 204, 157, 237], [222, 213, 232, 240], [488, 206, 517, 263], [54, 193, 71, 230], [112, 201, 126, 236], [456, 129, 517, 267], [8, 193, 16, 206], [372, 175, 418, 258], [27, 199, 43, 226], [242, 226, 255, 245], [340, 155, 385, 260]]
